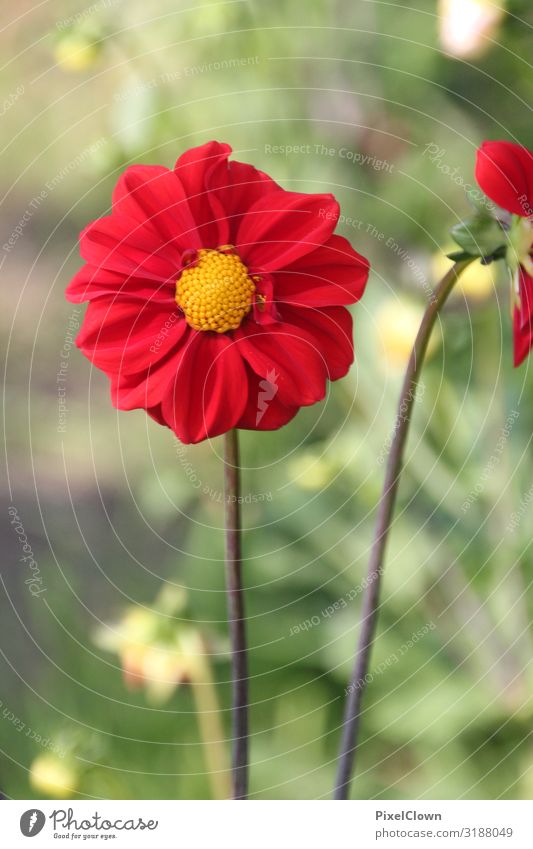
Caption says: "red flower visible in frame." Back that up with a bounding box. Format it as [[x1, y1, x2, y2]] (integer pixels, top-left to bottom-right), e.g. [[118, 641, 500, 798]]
[[475, 140, 533, 366], [66, 141, 369, 442]]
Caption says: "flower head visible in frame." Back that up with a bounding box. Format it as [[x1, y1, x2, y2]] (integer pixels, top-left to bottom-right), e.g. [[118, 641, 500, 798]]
[[66, 142, 369, 442], [475, 140, 533, 365]]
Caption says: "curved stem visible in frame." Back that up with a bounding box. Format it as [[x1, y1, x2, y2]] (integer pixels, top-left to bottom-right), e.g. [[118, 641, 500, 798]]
[[333, 259, 473, 800], [223, 428, 249, 800]]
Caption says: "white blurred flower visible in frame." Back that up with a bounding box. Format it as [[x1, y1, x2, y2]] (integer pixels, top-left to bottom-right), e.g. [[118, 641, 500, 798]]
[[438, 0, 506, 59]]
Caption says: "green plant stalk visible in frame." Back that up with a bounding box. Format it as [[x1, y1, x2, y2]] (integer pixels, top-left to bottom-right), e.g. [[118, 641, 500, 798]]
[[333, 258, 474, 800], [178, 631, 232, 799], [223, 429, 249, 800], [191, 671, 232, 800]]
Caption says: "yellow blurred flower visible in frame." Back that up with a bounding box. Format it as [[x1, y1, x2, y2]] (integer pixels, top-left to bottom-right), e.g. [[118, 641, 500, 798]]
[[54, 34, 100, 72], [288, 450, 335, 491], [123, 642, 192, 705], [93, 594, 230, 796], [432, 251, 496, 301], [438, 0, 506, 59], [29, 754, 78, 798], [94, 592, 211, 705], [376, 299, 439, 371]]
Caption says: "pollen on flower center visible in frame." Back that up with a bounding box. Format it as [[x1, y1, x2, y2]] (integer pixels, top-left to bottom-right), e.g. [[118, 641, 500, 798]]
[[175, 247, 256, 333]]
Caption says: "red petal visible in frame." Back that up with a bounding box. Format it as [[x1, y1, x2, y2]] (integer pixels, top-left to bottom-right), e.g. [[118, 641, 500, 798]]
[[66, 264, 174, 304], [236, 322, 328, 407], [211, 159, 280, 242], [278, 305, 354, 380], [80, 214, 182, 281], [174, 141, 232, 247], [76, 298, 187, 375], [112, 165, 201, 249], [161, 332, 248, 443], [147, 404, 166, 427], [236, 362, 300, 431], [514, 267, 533, 366], [236, 190, 339, 271], [274, 234, 369, 307], [475, 141, 533, 216], [110, 339, 191, 410]]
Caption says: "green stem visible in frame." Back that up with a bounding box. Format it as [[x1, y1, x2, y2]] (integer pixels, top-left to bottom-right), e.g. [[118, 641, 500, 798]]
[[223, 429, 249, 800], [333, 259, 473, 800], [178, 631, 232, 799]]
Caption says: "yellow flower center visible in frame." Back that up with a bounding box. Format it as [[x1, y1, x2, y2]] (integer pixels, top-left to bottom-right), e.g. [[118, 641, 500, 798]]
[[176, 247, 256, 333]]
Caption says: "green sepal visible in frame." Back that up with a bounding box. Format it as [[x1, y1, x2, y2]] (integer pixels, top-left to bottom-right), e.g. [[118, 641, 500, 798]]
[[450, 213, 507, 258], [446, 250, 476, 262]]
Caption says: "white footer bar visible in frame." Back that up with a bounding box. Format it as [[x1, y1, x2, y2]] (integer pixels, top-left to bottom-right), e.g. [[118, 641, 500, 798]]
[[1, 799, 531, 848]]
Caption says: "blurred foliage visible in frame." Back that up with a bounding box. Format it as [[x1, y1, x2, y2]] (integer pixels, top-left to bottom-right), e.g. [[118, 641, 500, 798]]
[[1, 0, 533, 801]]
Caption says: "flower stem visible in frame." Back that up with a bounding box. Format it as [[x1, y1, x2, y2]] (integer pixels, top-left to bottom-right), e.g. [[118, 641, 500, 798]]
[[178, 630, 232, 799], [223, 428, 249, 800], [333, 258, 473, 800]]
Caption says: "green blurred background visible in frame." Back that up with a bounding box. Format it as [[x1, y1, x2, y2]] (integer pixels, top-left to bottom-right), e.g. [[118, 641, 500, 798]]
[[1, 0, 532, 800]]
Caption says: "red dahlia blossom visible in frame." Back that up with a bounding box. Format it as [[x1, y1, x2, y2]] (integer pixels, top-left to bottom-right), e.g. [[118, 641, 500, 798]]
[[475, 140, 533, 366], [66, 141, 369, 443]]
